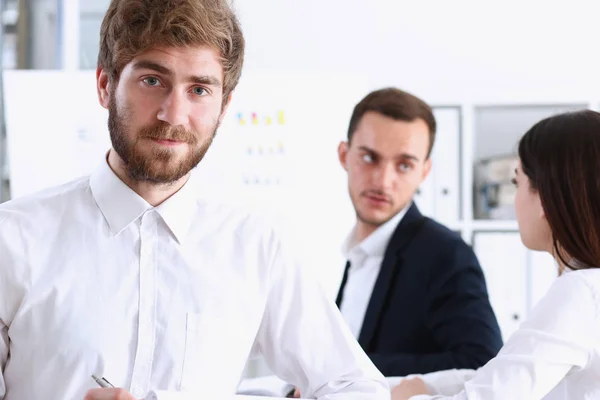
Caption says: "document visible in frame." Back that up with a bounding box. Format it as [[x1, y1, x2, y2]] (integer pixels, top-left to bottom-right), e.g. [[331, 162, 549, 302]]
[[145, 391, 288, 400]]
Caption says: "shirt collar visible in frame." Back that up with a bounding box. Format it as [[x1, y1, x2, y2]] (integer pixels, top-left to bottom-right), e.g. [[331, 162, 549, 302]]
[[342, 203, 411, 259], [90, 157, 197, 242], [90, 159, 151, 236], [154, 174, 198, 243]]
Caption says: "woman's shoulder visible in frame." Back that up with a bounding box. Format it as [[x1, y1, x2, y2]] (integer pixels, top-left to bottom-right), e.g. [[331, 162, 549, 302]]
[[515, 267, 600, 351], [561, 268, 600, 294], [531, 268, 600, 328]]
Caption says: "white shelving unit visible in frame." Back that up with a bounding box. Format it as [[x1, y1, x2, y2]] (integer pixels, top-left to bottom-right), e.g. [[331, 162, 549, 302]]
[[430, 101, 599, 244]]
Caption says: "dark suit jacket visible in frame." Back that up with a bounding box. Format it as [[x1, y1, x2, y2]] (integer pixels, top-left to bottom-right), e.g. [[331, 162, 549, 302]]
[[337, 203, 503, 377]]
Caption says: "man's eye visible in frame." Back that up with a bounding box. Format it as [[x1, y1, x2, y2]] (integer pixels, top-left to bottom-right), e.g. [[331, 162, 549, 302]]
[[193, 87, 207, 96], [362, 154, 374, 163], [398, 163, 412, 172], [144, 77, 160, 86]]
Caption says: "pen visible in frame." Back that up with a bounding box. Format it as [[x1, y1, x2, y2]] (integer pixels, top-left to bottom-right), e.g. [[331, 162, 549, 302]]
[[91, 374, 115, 388]]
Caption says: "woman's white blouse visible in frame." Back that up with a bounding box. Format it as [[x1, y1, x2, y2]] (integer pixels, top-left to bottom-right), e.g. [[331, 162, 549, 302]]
[[412, 268, 600, 400]]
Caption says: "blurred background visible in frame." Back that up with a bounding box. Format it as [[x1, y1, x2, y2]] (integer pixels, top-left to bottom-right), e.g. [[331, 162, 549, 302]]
[[2, 0, 599, 376]]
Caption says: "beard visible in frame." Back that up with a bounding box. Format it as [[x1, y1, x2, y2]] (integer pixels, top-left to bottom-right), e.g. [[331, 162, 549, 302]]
[[108, 95, 218, 185]]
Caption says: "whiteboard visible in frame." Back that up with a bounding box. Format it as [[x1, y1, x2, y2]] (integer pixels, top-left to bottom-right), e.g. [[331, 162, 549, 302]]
[[3, 70, 368, 294], [190, 72, 369, 295]]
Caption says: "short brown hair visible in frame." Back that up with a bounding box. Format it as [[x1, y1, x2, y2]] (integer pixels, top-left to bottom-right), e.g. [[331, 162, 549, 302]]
[[98, 0, 245, 100], [347, 88, 437, 158]]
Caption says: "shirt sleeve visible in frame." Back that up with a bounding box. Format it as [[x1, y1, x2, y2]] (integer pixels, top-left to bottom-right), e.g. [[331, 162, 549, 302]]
[[0, 322, 7, 399], [0, 210, 28, 399], [0, 212, 14, 399], [408, 271, 599, 400], [254, 226, 390, 400]]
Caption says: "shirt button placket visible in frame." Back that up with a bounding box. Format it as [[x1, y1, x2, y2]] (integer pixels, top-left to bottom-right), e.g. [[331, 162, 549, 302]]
[[130, 211, 158, 398]]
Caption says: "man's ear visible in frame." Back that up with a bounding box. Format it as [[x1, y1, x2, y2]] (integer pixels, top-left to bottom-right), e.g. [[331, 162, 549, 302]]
[[96, 67, 112, 109], [421, 157, 432, 182], [338, 141, 350, 171], [218, 91, 234, 126]]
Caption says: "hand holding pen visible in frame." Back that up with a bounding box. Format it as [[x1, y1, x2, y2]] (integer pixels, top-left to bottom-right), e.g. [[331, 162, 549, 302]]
[[84, 375, 138, 400]]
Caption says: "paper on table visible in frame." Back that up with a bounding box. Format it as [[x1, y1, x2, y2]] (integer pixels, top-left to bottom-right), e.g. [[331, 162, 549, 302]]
[[144, 391, 289, 400], [238, 369, 476, 398], [237, 374, 294, 397]]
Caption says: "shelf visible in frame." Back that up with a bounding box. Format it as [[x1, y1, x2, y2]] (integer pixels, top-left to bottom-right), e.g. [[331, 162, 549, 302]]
[[471, 220, 519, 231]]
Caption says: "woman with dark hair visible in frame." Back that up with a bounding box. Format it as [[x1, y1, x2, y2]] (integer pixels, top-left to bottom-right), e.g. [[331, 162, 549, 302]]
[[392, 110, 600, 400]]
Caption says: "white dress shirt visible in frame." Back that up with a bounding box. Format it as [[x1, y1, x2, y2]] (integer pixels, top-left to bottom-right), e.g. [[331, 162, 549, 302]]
[[339, 207, 408, 339], [410, 268, 600, 400], [0, 159, 389, 400]]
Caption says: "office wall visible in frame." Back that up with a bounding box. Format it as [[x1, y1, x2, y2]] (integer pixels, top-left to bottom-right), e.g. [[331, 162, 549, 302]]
[[70, 0, 600, 101], [234, 0, 600, 102]]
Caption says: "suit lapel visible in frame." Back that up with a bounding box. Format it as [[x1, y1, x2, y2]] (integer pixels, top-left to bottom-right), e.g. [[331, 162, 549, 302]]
[[357, 250, 400, 349], [358, 203, 427, 350]]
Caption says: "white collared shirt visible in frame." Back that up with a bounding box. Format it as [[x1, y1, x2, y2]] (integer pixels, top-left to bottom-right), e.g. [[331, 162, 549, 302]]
[[0, 160, 389, 400], [410, 268, 600, 400], [339, 206, 409, 339]]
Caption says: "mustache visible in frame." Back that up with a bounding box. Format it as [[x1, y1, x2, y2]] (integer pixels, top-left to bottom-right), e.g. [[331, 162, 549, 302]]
[[361, 190, 392, 203], [138, 122, 197, 144]]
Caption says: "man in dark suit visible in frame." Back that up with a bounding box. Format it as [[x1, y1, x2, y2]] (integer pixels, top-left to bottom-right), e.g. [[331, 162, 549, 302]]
[[335, 87, 503, 377]]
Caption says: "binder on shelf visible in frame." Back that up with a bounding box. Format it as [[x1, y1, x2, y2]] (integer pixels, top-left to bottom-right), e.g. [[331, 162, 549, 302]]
[[415, 107, 460, 224], [413, 173, 435, 218], [431, 108, 461, 225], [473, 231, 528, 341]]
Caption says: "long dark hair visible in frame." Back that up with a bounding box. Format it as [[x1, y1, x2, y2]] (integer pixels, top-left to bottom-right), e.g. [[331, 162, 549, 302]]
[[518, 109, 600, 270]]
